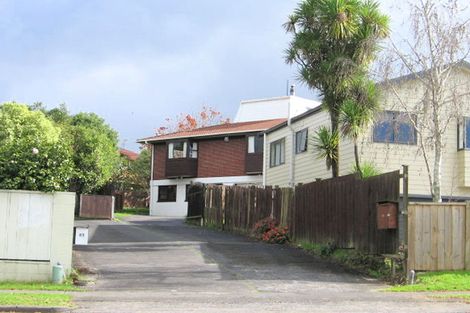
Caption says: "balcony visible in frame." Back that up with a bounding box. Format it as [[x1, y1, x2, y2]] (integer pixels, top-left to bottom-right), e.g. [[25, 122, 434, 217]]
[[245, 153, 263, 174], [166, 158, 198, 178]]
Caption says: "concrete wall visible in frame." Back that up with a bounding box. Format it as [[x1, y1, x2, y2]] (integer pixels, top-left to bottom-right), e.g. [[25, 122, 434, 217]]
[[0, 190, 75, 282]]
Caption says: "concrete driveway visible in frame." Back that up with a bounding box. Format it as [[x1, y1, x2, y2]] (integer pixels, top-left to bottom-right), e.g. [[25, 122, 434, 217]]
[[72, 216, 469, 313]]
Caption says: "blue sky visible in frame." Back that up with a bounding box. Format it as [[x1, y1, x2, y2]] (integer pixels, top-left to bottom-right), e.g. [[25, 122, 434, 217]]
[[0, 0, 402, 151]]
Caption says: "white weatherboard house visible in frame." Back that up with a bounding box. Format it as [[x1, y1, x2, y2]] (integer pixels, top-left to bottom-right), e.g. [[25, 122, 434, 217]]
[[139, 94, 320, 217], [264, 64, 470, 200]]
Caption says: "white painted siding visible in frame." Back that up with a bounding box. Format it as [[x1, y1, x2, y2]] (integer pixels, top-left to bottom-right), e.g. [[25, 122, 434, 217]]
[[150, 175, 263, 216], [265, 67, 470, 198], [265, 110, 355, 187], [234, 96, 320, 122]]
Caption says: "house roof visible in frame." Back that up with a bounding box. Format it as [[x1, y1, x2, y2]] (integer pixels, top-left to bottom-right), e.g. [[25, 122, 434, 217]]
[[379, 60, 470, 86], [119, 148, 139, 161], [266, 60, 470, 135], [265, 106, 323, 134], [138, 118, 286, 143]]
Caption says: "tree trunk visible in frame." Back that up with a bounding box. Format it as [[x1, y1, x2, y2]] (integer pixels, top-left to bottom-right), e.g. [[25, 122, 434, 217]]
[[432, 137, 442, 202], [331, 114, 339, 177], [354, 140, 361, 177]]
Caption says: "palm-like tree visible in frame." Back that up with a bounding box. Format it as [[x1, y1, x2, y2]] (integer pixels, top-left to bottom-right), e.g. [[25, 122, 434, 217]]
[[285, 0, 389, 177], [339, 77, 379, 176], [312, 126, 339, 171]]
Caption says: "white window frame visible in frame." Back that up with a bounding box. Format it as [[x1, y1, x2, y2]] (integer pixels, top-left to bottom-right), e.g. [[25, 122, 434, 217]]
[[270, 138, 285, 167]]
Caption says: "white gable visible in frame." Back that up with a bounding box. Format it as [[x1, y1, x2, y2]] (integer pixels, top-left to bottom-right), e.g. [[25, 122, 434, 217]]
[[234, 96, 320, 123]]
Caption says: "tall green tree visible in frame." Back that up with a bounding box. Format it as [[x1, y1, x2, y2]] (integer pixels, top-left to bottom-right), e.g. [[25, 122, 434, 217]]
[[312, 126, 339, 171], [339, 78, 379, 176], [0, 103, 73, 191], [285, 0, 389, 177], [69, 113, 120, 193]]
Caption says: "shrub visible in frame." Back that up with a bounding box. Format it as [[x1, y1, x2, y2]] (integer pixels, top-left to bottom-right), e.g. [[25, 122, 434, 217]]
[[262, 226, 289, 244], [253, 217, 277, 236], [253, 217, 289, 244]]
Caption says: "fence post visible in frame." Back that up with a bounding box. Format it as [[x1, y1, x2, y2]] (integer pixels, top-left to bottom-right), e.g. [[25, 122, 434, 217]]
[[221, 186, 226, 230], [400, 165, 409, 274], [465, 201, 470, 270]]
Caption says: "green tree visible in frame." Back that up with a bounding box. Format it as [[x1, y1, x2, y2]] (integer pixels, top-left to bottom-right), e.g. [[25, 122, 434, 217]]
[[285, 0, 389, 177], [69, 113, 120, 193], [339, 78, 379, 176], [311, 126, 339, 171], [0, 103, 73, 191]]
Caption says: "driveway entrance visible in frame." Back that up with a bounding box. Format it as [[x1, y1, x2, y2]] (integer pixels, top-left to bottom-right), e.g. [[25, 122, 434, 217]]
[[72, 216, 468, 312]]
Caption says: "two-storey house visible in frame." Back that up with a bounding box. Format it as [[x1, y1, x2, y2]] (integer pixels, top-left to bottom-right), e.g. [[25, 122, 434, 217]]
[[264, 63, 470, 201], [139, 119, 284, 216], [138, 94, 320, 216]]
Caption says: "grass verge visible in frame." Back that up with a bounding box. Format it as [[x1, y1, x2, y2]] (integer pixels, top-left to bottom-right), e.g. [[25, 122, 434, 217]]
[[297, 241, 396, 280], [114, 207, 149, 221], [0, 293, 72, 307], [387, 271, 470, 292], [0, 281, 82, 291]]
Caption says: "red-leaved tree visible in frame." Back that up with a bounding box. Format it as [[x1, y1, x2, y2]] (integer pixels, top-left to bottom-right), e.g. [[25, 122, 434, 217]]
[[156, 106, 230, 135]]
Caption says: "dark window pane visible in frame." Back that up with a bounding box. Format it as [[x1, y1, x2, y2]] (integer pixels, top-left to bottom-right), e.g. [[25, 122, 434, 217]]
[[373, 111, 416, 145], [172, 141, 186, 158], [158, 185, 177, 202], [396, 122, 415, 144], [255, 135, 264, 153], [373, 120, 394, 143], [295, 129, 308, 153]]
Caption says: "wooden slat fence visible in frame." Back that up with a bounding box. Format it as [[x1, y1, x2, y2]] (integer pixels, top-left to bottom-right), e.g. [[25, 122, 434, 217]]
[[188, 170, 401, 254], [408, 202, 470, 271], [79, 194, 115, 219]]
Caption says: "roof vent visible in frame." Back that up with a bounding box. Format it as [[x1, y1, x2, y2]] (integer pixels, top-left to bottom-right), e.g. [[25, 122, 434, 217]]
[[289, 84, 296, 96]]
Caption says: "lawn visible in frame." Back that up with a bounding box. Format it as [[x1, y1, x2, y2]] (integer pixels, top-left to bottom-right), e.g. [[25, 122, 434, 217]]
[[388, 271, 470, 292], [0, 281, 82, 291], [0, 293, 72, 307], [114, 207, 149, 221]]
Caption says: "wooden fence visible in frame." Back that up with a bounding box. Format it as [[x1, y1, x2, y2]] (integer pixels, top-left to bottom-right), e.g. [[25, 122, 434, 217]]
[[79, 194, 115, 219], [408, 202, 470, 271], [188, 171, 401, 254]]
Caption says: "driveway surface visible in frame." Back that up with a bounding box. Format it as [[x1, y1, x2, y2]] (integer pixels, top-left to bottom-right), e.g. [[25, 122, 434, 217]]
[[72, 216, 469, 313]]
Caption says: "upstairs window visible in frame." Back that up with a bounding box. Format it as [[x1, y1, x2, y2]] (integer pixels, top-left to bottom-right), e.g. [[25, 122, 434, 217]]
[[189, 142, 198, 158], [247, 135, 263, 154], [373, 111, 417, 145], [457, 117, 470, 150], [168, 141, 187, 159], [270, 138, 285, 167], [295, 128, 308, 154]]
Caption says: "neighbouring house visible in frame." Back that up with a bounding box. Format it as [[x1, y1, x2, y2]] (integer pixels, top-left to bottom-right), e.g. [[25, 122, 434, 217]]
[[265, 64, 470, 201], [233, 92, 317, 123], [119, 148, 139, 162], [138, 94, 320, 216]]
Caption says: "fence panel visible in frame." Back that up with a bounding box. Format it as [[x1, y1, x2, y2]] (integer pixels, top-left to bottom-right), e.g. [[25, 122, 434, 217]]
[[188, 170, 401, 254], [79, 194, 114, 219], [408, 202, 469, 271], [187, 184, 205, 217]]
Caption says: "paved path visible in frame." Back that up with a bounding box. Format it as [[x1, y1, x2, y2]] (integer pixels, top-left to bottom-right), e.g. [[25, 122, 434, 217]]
[[72, 216, 469, 312]]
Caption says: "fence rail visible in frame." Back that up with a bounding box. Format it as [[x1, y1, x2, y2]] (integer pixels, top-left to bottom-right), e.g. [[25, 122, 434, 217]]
[[408, 202, 470, 271], [188, 171, 401, 254]]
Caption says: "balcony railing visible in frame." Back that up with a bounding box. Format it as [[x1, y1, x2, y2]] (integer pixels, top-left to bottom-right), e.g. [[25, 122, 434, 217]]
[[166, 158, 198, 178]]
